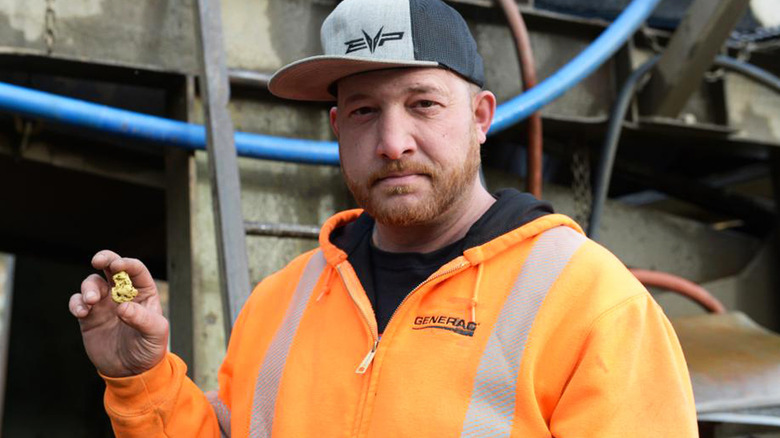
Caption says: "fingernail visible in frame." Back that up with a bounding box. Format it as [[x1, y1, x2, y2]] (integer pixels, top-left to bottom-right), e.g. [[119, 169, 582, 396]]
[[77, 305, 87, 315], [85, 291, 97, 302]]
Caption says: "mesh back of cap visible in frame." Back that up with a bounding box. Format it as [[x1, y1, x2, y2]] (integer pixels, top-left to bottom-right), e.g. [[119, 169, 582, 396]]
[[410, 0, 485, 87]]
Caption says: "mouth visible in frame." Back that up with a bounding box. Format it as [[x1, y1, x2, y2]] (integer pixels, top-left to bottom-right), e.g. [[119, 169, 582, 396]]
[[374, 172, 426, 187]]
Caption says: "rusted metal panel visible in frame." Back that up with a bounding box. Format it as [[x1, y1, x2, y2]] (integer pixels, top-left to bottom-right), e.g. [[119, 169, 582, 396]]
[[726, 69, 780, 146], [672, 312, 780, 413], [0, 0, 197, 73]]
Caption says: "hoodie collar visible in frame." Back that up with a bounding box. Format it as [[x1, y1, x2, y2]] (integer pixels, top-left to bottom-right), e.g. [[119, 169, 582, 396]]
[[318, 189, 582, 268]]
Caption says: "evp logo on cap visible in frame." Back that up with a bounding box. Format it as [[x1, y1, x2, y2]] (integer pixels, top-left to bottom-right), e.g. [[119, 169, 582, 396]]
[[344, 27, 405, 54]]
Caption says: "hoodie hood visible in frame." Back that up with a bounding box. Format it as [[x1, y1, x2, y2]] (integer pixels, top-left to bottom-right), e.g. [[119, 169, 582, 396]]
[[317, 188, 583, 332], [319, 188, 580, 268]]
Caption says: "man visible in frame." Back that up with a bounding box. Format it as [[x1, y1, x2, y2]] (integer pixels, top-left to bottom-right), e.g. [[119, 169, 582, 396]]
[[69, 0, 698, 436]]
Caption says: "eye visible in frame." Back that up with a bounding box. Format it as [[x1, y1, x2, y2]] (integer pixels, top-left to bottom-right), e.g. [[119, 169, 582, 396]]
[[350, 106, 376, 117], [415, 100, 436, 109]]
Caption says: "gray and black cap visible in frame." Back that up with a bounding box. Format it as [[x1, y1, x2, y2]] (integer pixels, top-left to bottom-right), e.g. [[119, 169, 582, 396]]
[[268, 0, 485, 101]]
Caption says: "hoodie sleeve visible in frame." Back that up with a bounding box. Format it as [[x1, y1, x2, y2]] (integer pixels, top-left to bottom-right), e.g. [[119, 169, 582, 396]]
[[548, 293, 698, 437], [102, 352, 221, 437]]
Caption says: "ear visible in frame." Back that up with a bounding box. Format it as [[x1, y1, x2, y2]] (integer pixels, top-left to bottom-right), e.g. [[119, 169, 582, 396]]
[[329, 106, 340, 139], [472, 90, 496, 144]]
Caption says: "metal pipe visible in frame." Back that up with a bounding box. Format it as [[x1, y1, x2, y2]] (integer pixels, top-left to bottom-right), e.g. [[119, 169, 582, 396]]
[[228, 69, 272, 89], [629, 268, 726, 314], [496, 0, 544, 199], [244, 221, 320, 240], [0, 0, 664, 164]]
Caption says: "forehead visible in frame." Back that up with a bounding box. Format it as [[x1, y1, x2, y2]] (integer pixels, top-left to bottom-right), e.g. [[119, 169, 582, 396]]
[[335, 67, 468, 101]]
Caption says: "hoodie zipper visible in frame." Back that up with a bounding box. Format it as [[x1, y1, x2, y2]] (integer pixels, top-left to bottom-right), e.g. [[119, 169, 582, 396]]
[[341, 260, 472, 374], [337, 264, 377, 352], [337, 259, 472, 438]]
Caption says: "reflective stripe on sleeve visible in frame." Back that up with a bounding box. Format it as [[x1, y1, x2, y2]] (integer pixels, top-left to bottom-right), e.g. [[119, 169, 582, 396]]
[[461, 226, 586, 437], [249, 251, 327, 438], [206, 390, 232, 438]]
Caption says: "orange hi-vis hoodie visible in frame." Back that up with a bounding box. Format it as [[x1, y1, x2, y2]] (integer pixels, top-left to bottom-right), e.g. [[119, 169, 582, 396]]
[[103, 203, 697, 437]]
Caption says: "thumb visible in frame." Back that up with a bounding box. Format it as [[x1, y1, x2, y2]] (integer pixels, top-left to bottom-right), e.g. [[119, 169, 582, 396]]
[[116, 302, 167, 339]]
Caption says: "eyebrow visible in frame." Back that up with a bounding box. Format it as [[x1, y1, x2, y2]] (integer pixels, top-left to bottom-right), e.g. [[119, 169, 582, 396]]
[[341, 84, 449, 106], [342, 93, 372, 106], [405, 84, 448, 96]]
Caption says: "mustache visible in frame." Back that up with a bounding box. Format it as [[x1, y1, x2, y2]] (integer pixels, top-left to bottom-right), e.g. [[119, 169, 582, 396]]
[[368, 160, 436, 186]]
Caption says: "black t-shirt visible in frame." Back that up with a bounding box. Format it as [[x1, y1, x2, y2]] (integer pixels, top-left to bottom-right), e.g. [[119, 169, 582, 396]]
[[368, 237, 465, 334]]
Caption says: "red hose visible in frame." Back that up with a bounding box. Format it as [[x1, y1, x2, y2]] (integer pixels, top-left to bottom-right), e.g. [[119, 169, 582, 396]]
[[629, 268, 726, 314], [496, 0, 543, 199]]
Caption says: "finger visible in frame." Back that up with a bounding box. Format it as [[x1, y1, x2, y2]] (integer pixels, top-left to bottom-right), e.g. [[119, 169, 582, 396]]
[[92, 249, 121, 271], [92, 250, 122, 284], [80, 274, 110, 305], [107, 257, 156, 292], [69, 293, 91, 318], [116, 302, 168, 338]]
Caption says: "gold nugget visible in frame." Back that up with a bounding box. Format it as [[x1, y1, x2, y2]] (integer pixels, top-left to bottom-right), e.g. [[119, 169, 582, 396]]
[[111, 271, 138, 303]]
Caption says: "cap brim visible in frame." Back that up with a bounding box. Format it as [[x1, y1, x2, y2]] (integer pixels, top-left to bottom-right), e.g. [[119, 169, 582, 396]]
[[268, 55, 439, 102]]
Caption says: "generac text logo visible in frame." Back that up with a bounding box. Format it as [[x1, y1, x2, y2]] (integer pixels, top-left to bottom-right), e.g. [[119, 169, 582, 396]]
[[413, 315, 477, 337]]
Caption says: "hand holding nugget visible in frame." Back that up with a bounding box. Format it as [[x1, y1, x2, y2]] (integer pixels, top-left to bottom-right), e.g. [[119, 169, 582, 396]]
[[68, 250, 169, 378]]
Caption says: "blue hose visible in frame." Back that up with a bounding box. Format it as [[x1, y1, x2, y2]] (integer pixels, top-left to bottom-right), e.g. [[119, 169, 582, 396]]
[[489, 0, 662, 133], [0, 81, 341, 165], [0, 0, 663, 166]]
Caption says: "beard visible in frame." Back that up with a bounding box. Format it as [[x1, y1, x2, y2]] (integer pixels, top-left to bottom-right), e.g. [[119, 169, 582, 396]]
[[342, 132, 482, 227]]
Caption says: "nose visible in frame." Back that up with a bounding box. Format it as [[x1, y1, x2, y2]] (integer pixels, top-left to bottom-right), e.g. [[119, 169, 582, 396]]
[[375, 107, 416, 160]]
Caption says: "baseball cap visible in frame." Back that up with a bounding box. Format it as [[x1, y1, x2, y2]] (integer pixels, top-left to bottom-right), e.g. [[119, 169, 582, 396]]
[[268, 0, 485, 101]]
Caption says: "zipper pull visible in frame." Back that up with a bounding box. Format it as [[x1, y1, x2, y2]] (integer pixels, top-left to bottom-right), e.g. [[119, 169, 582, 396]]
[[355, 340, 379, 374]]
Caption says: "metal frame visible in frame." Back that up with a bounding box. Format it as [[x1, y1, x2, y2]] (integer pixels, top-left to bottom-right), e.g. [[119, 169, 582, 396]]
[[0, 253, 15, 435], [165, 75, 197, 374], [193, 0, 251, 336]]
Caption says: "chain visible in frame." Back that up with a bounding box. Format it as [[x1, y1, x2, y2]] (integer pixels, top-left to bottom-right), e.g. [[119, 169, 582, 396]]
[[736, 41, 755, 62], [571, 143, 592, 231], [44, 0, 56, 55], [641, 26, 664, 54], [705, 46, 732, 83], [12, 116, 38, 159]]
